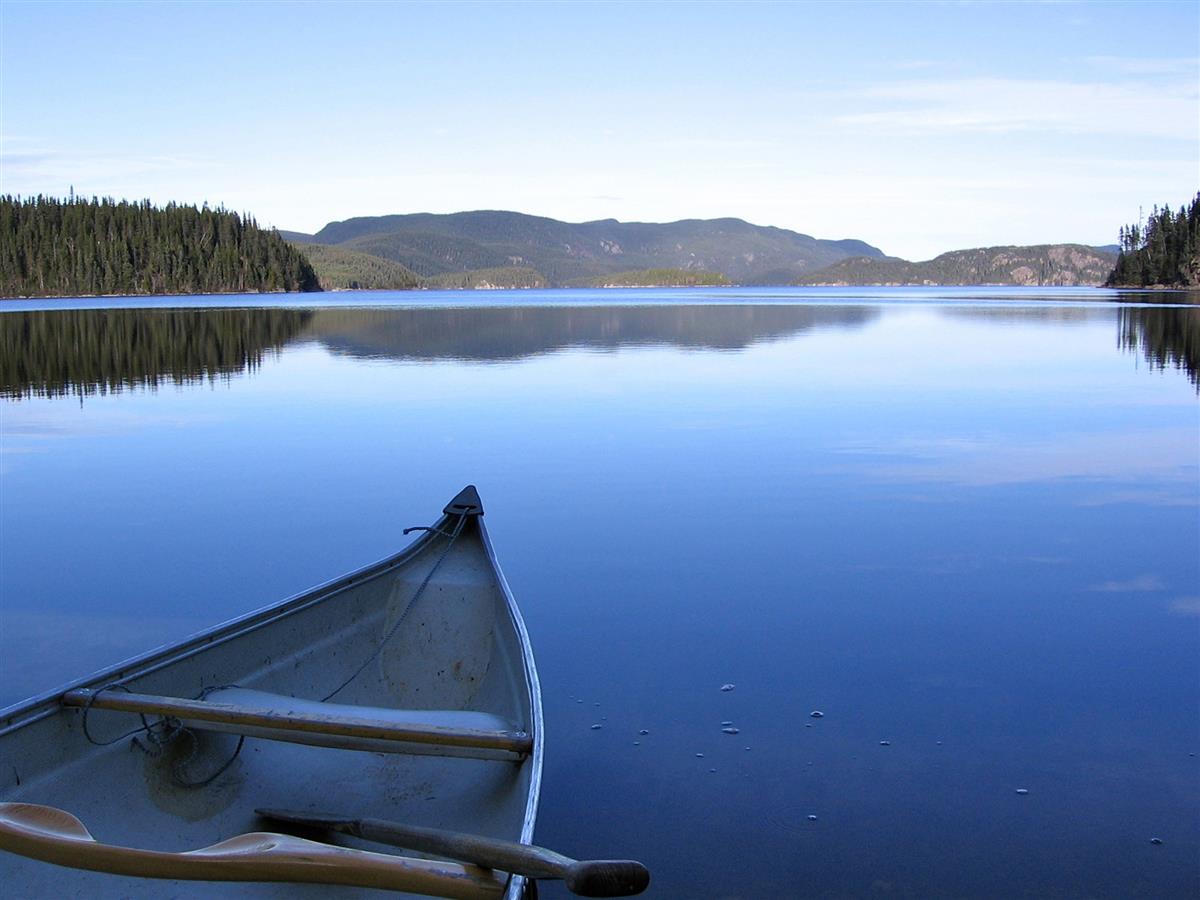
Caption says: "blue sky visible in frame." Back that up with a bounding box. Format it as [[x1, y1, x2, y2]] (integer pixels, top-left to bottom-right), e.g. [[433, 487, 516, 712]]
[[1, 0, 1197, 259]]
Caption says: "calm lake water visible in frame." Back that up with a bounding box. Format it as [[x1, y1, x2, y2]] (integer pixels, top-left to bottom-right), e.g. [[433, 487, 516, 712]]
[[1, 287, 1197, 898]]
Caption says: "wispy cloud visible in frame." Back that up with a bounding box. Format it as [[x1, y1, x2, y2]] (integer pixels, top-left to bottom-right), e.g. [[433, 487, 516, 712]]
[[1084, 56, 1200, 77], [834, 77, 1199, 141], [833, 428, 1200, 489], [1088, 574, 1165, 593], [1169, 596, 1200, 617], [1, 148, 210, 183]]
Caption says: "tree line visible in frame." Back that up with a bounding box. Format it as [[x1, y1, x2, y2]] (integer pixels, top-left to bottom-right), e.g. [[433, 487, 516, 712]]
[[0, 195, 320, 298], [1106, 194, 1200, 287]]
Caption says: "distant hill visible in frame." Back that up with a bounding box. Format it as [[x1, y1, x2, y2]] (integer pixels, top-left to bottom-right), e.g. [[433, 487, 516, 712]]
[[300, 210, 885, 286], [0, 196, 320, 298], [278, 229, 316, 244], [570, 268, 732, 287], [797, 244, 1118, 287], [294, 243, 422, 290]]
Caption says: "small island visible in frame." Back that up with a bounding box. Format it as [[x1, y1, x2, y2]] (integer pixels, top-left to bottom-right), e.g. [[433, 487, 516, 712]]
[[572, 268, 732, 288]]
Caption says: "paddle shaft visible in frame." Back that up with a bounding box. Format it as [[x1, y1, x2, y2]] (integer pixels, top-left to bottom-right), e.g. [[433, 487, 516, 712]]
[[256, 809, 649, 897]]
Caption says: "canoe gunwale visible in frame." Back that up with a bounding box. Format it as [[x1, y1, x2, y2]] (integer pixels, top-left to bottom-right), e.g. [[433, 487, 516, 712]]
[[3, 508, 456, 736], [479, 518, 544, 900]]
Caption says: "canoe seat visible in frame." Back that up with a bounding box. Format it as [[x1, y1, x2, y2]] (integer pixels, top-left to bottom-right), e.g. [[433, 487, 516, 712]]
[[62, 688, 532, 761]]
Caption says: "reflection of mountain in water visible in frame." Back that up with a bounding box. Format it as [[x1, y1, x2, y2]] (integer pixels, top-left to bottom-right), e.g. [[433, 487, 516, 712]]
[[1119, 305, 1200, 390], [938, 306, 1113, 325], [309, 305, 879, 362], [0, 308, 313, 400]]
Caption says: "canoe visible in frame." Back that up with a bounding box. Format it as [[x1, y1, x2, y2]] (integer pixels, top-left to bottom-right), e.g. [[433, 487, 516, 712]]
[[0, 487, 555, 898]]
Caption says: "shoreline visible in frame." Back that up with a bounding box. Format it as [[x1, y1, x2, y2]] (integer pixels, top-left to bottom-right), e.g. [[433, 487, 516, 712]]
[[6, 283, 1199, 303]]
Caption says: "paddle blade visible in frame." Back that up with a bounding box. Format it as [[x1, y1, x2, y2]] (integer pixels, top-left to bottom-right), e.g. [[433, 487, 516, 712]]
[[564, 860, 650, 897]]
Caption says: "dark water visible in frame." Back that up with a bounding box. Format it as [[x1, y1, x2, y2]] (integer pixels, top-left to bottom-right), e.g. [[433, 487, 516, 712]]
[[1, 288, 1197, 897]]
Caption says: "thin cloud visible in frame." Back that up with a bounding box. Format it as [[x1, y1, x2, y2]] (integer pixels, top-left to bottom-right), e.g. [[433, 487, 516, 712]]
[[835, 77, 1199, 141], [0, 145, 214, 195], [1169, 597, 1200, 617], [833, 428, 1200, 489], [1088, 575, 1166, 593], [1084, 56, 1200, 77]]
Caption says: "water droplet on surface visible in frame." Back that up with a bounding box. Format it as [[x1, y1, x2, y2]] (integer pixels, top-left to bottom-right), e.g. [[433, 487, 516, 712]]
[[1150, 837, 1163, 845], [810, 711, 824, 718], [720, 684, 736, 692], [1015, 788, 1029, 795], [639, 729, 649, 735], [879, 740, 891, 746], [590, 724, 602, 730], [807, 815, 818, 821], [722, 727, 740, 735], [695, 753, 705, 758]]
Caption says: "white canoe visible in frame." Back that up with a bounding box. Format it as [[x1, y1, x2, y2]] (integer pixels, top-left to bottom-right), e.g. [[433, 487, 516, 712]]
[[0, 487, 546, 898]]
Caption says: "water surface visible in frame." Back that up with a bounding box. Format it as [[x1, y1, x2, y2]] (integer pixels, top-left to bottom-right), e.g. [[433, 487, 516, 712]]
[[1, 287, 1197, 897]]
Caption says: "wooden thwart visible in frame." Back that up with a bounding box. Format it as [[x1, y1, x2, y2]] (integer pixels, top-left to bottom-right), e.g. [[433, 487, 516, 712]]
[[62, 688, 532, 757], [0, 802, 503, 899]]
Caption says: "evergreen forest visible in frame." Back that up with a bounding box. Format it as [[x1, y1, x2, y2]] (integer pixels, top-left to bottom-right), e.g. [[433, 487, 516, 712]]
[[0, 196, 320, 298], [1106, 194, 1200, 287]]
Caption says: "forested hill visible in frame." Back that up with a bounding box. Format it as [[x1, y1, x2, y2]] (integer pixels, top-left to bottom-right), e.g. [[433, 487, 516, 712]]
[[286, 210, 885, 286], [796, 244, 1117, 287], [1106, 194, 1200, 287], [0, 196, 320, 298]]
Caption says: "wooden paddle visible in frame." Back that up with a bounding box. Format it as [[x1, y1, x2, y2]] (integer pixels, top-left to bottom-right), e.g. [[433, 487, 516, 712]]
[[0, 802, 503, 899], [256, 808, 649, 897]]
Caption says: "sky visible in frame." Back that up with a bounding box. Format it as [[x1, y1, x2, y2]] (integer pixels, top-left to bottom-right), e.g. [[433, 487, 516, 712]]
[[1, 0, 1197, 260]]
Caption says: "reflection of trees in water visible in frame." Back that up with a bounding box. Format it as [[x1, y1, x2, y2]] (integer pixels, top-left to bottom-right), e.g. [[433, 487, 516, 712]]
[[0, 308, 313, 400], [0, 303, 875, 400], [310, 304, 879, 362], [942, 297, 1200, 390], [1119, 305, 1200, 390]]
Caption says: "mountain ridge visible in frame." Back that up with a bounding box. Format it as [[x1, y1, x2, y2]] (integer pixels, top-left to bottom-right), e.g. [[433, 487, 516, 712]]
[[288, 210, 886, 286], [796, 243, 1118, 287]]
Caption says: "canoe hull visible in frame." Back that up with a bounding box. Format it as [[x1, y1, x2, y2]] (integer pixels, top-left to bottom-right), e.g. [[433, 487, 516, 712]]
[[0, 500, 542, 899]]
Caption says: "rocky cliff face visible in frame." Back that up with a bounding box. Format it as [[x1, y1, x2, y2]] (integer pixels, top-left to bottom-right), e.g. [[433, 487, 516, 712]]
[[798, 244, 1118, 287]]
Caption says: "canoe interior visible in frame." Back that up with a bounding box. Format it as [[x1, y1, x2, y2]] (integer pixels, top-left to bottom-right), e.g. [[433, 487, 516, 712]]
[[0, 513, 542, 899]]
